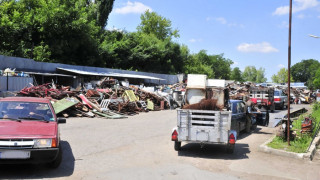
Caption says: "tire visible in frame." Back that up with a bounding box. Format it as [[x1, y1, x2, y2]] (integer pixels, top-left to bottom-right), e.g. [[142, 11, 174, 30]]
[[174, 141, 181, 151], [226, 144, 235, 154], [47, 146, 62, 168], [280, 102, 284, 110]]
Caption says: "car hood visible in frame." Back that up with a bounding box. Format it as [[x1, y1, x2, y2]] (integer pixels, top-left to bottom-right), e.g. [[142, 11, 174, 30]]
[[0, 121, 57, 138]]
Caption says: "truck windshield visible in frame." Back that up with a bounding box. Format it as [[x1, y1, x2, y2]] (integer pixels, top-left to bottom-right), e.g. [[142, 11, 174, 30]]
[[0, 101, 54, 121]]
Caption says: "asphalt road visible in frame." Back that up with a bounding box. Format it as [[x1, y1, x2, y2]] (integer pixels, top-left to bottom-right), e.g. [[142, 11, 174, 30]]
[[1, 104, 320, 180]]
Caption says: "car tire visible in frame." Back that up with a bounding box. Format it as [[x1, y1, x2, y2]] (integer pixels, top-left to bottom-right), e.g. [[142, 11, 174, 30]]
[[47, 146, 63, 168], [174, 141, 181, 151], [226, 144, 235, 154]]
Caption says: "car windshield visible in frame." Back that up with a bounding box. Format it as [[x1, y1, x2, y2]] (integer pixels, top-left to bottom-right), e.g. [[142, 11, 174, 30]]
[[274, 91, 280, 96], [0, 101, 54, 121]]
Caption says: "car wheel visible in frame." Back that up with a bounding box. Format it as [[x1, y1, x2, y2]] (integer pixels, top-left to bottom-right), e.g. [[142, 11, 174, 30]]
[[174, 141, 181, 151], [47, 146, 62, 168], [281, 102, 284, 110], [226, 144, 235, 154]]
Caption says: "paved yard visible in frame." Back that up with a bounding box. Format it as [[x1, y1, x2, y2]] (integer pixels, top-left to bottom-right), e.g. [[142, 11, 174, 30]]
[[1, 104, 319, 180]]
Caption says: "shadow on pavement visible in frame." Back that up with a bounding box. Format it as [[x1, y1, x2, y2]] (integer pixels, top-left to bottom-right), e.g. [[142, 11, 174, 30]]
[[177, 142, 250, 160], [0, 141, 75, 179]]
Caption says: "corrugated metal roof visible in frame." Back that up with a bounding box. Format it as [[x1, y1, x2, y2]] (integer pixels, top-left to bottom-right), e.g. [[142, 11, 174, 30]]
[[24, 71, 74, 77], [56, 67, 165, 80]]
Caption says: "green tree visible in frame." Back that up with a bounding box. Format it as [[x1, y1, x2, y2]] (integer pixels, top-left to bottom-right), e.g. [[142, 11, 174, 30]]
[[137, 10, 179, 40], [256, 67, 267, 83], [291, 59, 320, 88], [242, 66, 267, 83], [231, 67, 243, 82], [0, 0, 114, 66], [313, 69, 320, 89], [271, 68, 293, 83], [242, 66, 257, 82]]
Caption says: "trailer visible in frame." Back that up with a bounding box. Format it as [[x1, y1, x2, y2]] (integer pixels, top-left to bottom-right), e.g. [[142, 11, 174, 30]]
[[172, 108, 236, 153]]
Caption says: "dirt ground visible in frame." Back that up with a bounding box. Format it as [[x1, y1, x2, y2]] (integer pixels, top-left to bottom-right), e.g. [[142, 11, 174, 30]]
[[0, 104, 319, 180]]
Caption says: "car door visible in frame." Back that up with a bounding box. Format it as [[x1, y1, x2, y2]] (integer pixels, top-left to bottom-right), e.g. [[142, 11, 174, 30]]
[[231, 102, 239, 131], [238, 102, 246, 131]]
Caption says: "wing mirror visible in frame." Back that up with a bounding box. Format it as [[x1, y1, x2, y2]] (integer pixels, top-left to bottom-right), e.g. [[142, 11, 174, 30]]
[[57, 117, 66, 124]]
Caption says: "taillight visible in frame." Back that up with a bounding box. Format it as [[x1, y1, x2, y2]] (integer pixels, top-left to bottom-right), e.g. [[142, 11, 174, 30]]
[[274, 98, 280, 102], [268, 101, 271, 105], [229, 133, 235, 144], [172, 130, 178, 141], [51, 138, 57, 147]]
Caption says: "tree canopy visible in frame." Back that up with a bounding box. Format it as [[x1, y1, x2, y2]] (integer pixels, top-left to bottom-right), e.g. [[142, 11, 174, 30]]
[[230, 67, 243, 82], [242, 66, 267, 83], [291, 59, 320, 89], [271, 68, 293, 83]]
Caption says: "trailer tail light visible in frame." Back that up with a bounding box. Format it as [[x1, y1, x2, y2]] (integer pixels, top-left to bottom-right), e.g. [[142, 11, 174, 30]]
[[172, 130, 178, 141], [229, 133, 235, 144], [274, 98, 281, 102]]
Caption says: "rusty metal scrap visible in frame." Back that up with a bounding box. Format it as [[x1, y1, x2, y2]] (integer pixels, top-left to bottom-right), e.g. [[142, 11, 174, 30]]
[[182, 99, 223, 111]]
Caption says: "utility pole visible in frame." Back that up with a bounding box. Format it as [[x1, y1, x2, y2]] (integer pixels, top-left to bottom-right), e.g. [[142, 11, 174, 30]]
[[287, 0, 293, 146]]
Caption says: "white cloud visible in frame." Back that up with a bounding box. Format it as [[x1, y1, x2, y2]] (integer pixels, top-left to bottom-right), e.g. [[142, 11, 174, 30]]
[[189, 38, 202, 43], [297, 13, 306, 18], [237, 42, 279, 53], [207, 17, 245, 28], [278, 21, 289, 28], [278, 64, 285, 68], [114, 1, 152, 14], [273, 0, 319, 15], [215, 17, 227, 24]]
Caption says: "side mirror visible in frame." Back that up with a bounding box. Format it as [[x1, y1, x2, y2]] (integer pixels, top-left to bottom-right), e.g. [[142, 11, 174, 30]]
[[57, 117, 66, 124]]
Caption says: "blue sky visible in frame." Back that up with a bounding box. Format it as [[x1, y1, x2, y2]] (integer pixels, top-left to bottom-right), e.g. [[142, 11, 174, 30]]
[[106, 0, 320, 81]]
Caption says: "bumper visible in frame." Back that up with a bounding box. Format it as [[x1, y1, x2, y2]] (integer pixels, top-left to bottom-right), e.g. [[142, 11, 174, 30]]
[[0, 148, 59, 164]]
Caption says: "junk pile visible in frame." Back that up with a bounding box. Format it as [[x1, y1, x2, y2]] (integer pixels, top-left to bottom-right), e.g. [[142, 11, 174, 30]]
[[227, 83, 251, 100], [182, 74, 229, 111], [17, 81, 170, 119]]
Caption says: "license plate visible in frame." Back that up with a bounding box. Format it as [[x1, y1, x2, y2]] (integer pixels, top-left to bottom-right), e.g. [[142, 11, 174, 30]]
[[257, 100, 261, 103], [0, 150, 30, 159]]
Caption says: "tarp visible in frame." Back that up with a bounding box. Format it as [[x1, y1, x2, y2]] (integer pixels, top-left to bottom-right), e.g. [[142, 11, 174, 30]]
[[56, 67, 165, 80]]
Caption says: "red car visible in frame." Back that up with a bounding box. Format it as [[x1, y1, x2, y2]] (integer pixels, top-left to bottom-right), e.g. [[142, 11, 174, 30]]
[[0, 97, 66, 168]]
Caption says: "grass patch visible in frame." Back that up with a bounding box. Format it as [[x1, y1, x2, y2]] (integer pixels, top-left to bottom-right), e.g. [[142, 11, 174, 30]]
[[267, 102, 320, 153]]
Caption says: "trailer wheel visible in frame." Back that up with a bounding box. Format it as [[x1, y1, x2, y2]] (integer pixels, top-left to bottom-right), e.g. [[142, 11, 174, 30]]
[[226, 144, 235, 154], [174, 141, 181, 151]]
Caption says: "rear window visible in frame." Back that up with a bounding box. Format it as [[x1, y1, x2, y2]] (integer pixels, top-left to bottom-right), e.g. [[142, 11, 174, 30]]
[[274, 91, 280, 96], [0, 101, 54, 121]]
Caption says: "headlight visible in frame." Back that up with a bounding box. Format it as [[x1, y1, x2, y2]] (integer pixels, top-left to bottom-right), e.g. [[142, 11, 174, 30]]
[[34, 139, 52, 148]]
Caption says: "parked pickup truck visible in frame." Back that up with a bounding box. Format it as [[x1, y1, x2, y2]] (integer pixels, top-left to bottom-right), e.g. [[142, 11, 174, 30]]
[[0, 97, 66, 168], [172, 100, 254, 153]]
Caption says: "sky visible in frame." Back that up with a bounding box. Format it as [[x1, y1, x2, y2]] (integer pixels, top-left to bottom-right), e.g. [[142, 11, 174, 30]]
[[106, 0, 320, 81]]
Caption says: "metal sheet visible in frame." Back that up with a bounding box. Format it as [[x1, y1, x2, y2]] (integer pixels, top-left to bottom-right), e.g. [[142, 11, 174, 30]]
[[57, 67, 165, 80]]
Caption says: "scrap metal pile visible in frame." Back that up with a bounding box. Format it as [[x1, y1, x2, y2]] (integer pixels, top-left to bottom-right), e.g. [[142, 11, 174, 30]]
[[18, 81, 170, 119]]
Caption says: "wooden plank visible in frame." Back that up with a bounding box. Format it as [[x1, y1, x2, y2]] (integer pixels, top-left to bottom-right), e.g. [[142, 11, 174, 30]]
[[52, 97, 79, 114]]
